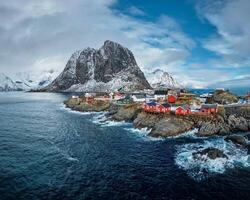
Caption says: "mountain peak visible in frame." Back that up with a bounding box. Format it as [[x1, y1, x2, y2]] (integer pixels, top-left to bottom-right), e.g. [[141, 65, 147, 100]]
[[145, 69, 182, 89], [43, 41, 151, 92]]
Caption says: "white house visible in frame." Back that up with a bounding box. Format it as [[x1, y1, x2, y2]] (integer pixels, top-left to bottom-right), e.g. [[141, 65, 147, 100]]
[[132, 94, 146, 102]]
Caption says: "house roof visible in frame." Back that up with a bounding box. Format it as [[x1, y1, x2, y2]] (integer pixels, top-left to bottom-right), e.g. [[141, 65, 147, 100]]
[[154, 90, 168, 95], [161, 103, 171, 108], [146, 101, 157, 106], [133, 94, 146, 99], [201, 104, 218, 109]]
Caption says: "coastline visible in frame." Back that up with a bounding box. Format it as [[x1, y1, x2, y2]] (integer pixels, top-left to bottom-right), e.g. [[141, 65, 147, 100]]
[[63, 97, 250, 138]]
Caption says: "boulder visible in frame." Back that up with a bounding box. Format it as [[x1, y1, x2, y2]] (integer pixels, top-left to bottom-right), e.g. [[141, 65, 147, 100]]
[[112, 103, 141, 122], [149, 117, 194, 137], [228, 115, 249, 132], [245, 144, 250, 154], [244, 134, 250, 141], [197, 122, 220, 136], [193, 147, 228, 160], [133, 112, 161, 129], [224, 135, 247, 146]]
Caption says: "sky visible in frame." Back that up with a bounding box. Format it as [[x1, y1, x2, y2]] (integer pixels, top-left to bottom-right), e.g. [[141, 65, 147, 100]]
[[0, 0, 249, 88]]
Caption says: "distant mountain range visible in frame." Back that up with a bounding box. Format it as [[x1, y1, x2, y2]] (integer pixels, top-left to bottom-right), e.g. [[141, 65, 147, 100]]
[[0, 70, 58, 92], [1, 40, 183, 92]]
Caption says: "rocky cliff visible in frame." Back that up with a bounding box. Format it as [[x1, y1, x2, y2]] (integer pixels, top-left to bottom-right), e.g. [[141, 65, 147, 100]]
[[43, 40, 151, 92]]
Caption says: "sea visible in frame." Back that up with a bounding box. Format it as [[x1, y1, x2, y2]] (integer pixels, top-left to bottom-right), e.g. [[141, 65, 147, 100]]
[[0, 90, 250, 200]]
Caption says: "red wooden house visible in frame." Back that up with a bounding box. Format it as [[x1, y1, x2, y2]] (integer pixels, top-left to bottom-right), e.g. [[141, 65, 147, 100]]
[[143, 102, 157, 112], [168, 95, 177, 104], [175, 105, 191, 115], [156, 103, 171, 113], [201, 104, 218, 113]]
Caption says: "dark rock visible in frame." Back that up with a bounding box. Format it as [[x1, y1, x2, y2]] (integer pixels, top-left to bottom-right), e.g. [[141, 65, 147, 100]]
[[133, 112, 161, 129], [245, 144, 250, 154], [149, 117, 194, 137], [111, 104, 141, 122], [197, 122, 221, 136], [244, 134, 250, 141], [228, 115, 249, 132], [193, 147, 228, 160], [224, 135, 247, 146]]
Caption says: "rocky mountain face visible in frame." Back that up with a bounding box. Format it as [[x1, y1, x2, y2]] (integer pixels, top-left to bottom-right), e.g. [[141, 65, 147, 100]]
[[43, 40, 151, 92], [0, 70, 59, 92], [145, 69, 182, 89]]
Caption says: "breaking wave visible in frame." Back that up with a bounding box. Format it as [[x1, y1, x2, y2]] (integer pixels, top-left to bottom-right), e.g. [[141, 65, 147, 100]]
[[175, 137, 250, 181], [172, 129, 199, 139], [92, 113, 129, 127], [59, 103, 95, 115], [124, 127, 164, 141]]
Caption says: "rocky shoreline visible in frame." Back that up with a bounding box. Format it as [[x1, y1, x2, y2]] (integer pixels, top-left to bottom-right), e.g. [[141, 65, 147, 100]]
[[64, 97, 250, 138], [64, 96, 250, 165]]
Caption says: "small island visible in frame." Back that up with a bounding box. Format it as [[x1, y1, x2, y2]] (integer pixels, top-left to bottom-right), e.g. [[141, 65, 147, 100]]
[[64, 89, 250, 155]]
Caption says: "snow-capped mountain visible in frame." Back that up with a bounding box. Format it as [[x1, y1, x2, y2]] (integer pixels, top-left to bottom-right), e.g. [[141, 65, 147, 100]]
[[0, 73, 19, 91], [13, 70, 59, 91], [0, 70, 59, 92], [43, 40, 151, 92], [145, 69, 182, 89]]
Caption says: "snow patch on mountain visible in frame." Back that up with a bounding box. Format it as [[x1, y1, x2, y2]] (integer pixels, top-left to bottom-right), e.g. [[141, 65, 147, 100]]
[[145, 69, 182, 89], [0, 73, 19, 91], [0, 70, 59, 92]]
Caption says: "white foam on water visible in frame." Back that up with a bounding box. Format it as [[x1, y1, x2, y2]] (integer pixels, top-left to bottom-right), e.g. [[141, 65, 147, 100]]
[[124, 127, 164, 141], [172, 129, 200, 139], [67, 156, 79, 162], [92, 112, 129, 127], [175, 137, 250, 181], [59, 103, 96, 115]]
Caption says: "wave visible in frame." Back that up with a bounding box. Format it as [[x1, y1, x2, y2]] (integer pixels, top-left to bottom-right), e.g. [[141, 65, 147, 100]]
[[175, 137, 250, 181], [172, 129, 200, 139], [59, 103, 100, 115], [124, 127, 164, 141], [92, 113, 130, 127]]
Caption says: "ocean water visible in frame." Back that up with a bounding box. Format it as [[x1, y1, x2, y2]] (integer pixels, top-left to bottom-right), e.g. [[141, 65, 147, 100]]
[[1, 92, 250, 200]]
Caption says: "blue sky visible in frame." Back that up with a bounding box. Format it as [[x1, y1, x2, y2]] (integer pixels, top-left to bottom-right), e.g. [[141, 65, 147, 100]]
[[0, 0, 249, 88]]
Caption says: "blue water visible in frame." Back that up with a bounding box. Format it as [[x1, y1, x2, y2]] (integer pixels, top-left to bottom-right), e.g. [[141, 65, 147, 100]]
[[1, 92, 250, 200], [189, 88, 250, 96]]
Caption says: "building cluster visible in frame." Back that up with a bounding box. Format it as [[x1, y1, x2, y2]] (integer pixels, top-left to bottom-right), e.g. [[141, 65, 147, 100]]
[[72, 88, 220, 116]]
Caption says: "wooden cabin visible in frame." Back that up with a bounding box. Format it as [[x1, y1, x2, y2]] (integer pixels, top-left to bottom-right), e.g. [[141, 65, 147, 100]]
[[143, 102, 157, 112], [157, 103, 171, 113], [175, 105, 191, 115], [201, 104, 218, 113], [168, 95, 177, 104]]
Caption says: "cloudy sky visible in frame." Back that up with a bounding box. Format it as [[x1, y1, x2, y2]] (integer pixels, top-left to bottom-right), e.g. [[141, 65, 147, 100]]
[[0, 0, 249, 88]]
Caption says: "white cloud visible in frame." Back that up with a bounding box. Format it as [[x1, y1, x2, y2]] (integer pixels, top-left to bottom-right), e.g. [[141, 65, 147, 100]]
[[127, 6, 146, 16], [0, 0, 195, 79], [197, 0, 250, 67]]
